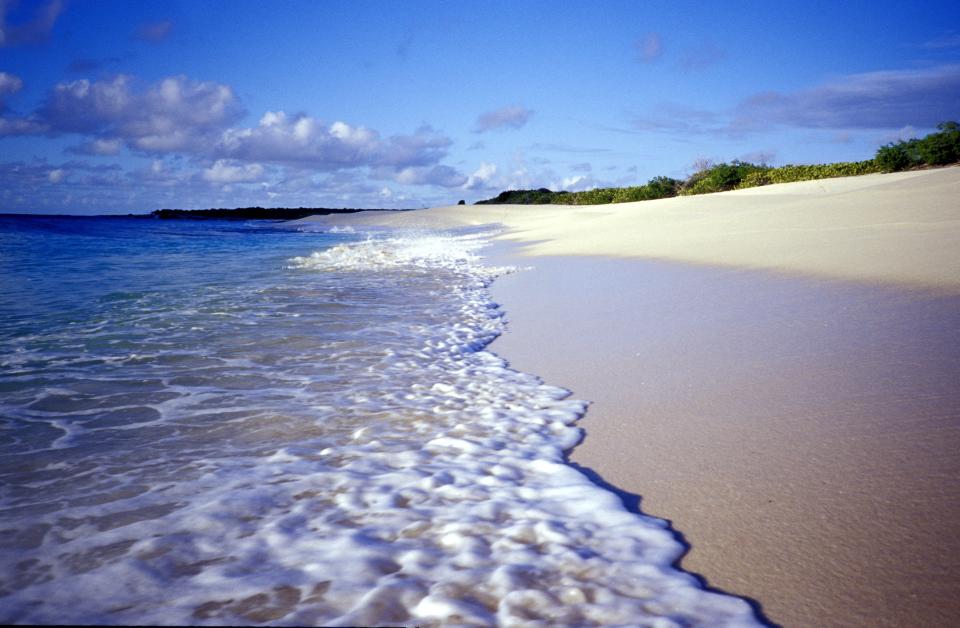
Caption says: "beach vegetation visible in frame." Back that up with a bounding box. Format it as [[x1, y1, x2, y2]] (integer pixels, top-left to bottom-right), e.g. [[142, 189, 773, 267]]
[[875, 142, 921, 172], [680, 161, 766, 195], [737, 160, 882, 188], [474, 122, 960, 205], [475, 188, 566, 204], [916, 121, 960, 166], [874, 121, 960, 171], [475, 176, 680, 206]]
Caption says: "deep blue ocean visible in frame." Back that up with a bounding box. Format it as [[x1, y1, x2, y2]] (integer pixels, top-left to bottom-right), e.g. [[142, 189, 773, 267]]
[[0, 214, 758, 626]]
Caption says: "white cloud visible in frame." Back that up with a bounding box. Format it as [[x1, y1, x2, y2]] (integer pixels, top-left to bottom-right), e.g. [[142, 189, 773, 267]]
[[68, 137, 123, 156], [0, 71, 23, 113], [202, 159, 265, 184], [92, 137, 123, 155], [560, 174, 587, 189], [475, 105, 533, 132], [48, 168, 65, 183], [8, 74, 243, 151], [375, 164, 467, 188], [0, 71, 472, 210], [0, 71, 22, 95], [218, 113, 452, 172], [879, 125, 919, 145], [463, 162, 497, 190]]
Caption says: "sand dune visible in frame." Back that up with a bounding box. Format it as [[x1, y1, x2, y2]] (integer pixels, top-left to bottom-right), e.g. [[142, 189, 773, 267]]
[[321, 166, 960, 292]]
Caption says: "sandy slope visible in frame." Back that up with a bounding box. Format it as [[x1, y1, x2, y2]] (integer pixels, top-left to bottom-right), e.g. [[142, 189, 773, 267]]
[[297, 167, 960, 626], [314, 166, 960, 291]]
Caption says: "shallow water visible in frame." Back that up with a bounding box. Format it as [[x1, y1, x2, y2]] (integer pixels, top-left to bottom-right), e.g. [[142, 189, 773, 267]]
[[0, 214, 759, 625]]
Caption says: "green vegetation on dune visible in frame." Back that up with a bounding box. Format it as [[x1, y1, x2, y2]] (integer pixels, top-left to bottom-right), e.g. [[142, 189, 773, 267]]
[[475, 188, 567, 205], [733, 160, 881, 189], [475, 176, 681, 206], [475, 121, 960, 205], [875, 121, 960, 171]]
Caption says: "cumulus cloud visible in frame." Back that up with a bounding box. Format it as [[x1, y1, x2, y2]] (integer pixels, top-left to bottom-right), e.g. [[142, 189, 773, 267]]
[[731, 64, 960, 131], [559, 174, 585, 189], [474, 105, 533, 132], [218, 112, 453, 171], [0, 74, 244, 152], [0, 71, 473, 209], [202, 159, 265, 184], [375, 164, 467, 188], [68, 137, 124, 156], [2, 72, 461, 186], [635, 32, 662, 63], [463, 162, 497, 190], [880, 125, 920, 145], [0, 158, 200, 213], [0, 0, 63, 46], [0, 71, 22, 95], [0, 116, 44, 134]]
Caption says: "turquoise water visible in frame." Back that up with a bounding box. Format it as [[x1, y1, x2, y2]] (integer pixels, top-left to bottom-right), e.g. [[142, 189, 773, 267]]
[[0, 214, 758, 626]]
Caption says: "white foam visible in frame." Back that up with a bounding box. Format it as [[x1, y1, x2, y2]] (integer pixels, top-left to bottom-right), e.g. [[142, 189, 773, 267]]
[[0, 228, 760, 626]]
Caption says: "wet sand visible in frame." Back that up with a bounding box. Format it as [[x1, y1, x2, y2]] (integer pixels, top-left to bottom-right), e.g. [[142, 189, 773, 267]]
[[298, 167, 960, 625], [488, 253, 960, 626]]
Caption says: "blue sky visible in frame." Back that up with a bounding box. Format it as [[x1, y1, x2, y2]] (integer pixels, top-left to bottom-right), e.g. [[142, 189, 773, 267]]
[[1, 0, 958, 214]]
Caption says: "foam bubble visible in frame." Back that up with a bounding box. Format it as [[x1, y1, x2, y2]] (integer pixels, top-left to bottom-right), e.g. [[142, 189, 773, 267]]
[[0, 227, 760, 626]]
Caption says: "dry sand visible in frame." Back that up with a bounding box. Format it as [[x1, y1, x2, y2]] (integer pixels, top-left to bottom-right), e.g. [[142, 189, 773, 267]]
[[299, 166, 960, 626]]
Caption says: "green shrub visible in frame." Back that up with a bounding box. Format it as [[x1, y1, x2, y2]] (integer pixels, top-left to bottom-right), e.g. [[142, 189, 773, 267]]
[[737, 170, 771, 188], [645, 175, 681, 198], [557, 176, 680, 205], [875, 143, 917, 172], [736, 160, 881, 188], [916, 121, 960, 166], [475, 188, 561, 204], [681, 161, 765, 195]]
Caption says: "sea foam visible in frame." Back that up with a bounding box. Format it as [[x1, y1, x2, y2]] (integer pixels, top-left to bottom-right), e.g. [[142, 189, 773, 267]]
[[0, 226, 759, 626]]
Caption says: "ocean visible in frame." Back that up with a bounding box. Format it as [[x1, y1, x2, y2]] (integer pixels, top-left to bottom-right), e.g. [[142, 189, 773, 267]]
[[0, 214, 759, 626]]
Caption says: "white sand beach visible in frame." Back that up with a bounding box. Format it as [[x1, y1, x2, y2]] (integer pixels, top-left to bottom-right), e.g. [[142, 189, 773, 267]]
[[299, 166, 960, 626]]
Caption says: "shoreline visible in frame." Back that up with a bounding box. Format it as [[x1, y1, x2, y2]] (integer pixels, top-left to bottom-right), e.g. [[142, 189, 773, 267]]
[[296, 167, 960, 625], [486, 252, 960, 626]]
